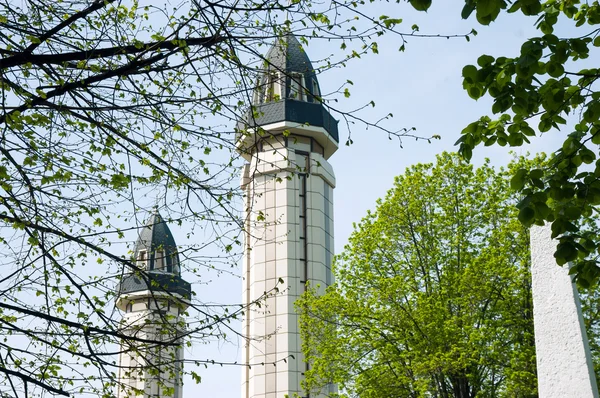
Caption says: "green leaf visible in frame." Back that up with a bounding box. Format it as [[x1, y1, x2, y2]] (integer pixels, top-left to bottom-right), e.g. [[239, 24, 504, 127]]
[[580, 146, 596, 164], [477, 54, 495, 67], [546, 61, 564, 77], [518, 206, 535, 226], [468, 86, 482, 99], [461, 0, 476, 19], [555, 241, 578, 265], [409, 0, 432, 12], [511, 169, 528, 191], [462, 65, 478, 83], [529, 168, 543, 180], [521, 0, 542, 16], [476, 0, 502, 25]]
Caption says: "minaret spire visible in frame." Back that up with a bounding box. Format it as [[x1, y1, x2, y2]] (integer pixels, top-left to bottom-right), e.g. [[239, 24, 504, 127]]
[[115, 211, 191, 398], [238, 34, 338, 398]]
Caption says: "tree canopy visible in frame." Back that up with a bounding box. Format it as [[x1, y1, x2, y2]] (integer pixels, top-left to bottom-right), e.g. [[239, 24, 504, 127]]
[[0, 0, 453, 395], [300, 153, 540, 398], [429, 0, 600, 287]]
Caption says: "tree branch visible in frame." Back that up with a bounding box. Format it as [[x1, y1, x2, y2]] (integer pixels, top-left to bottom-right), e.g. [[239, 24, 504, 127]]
[[1, 36, 224, 69]]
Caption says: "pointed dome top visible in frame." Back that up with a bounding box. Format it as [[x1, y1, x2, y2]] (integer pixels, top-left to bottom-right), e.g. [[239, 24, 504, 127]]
[[263, 34, 316, 77], [133, 210, 180, 274], [116, 210, 190, 305], [237, 34, 339, 154], [250, 33, 322, 107]]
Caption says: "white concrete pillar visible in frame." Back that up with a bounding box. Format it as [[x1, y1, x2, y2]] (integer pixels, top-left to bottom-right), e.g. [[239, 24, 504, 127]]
[[530, 224, 598, 397]]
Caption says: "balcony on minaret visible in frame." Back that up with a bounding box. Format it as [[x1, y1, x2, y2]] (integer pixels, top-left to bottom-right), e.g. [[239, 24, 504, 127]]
[[116, 211, 191, 312], [236, 34, 339, 161]]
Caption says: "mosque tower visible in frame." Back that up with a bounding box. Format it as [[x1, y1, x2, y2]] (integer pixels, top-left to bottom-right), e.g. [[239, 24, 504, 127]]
[[237, 34, 339, 398], [115, 211, 191, 398]]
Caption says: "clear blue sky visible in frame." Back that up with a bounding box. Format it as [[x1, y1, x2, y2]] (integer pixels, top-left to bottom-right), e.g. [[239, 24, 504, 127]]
[[183, 1, 569, 395]]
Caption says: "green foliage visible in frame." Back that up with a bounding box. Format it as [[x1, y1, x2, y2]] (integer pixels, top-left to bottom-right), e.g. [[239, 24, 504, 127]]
[[1, 0, 471, 394], [300, 153, 539, 398], [449, 0, 600, 287]]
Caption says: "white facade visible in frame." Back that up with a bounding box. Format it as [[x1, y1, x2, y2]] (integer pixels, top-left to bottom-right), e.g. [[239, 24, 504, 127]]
[[115, 213, 189, 398], [530, 224, 599, 397], [116, 291, 186, 398], [240, 130, 337, 398]]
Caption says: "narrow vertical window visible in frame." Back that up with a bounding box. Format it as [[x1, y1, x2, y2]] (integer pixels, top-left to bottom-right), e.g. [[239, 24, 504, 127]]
[[168, 254, 176, 273], [299, 174, 307, 281], [137, 250, 147, 269], [324, 180, 332, 287], [264, 72, 281, 102], [289, 73, 305, 101], [273, 73, 282, 100], [253, 78, 261, 104], [155, 250, 164, 270], [312, 79, 320, 101], [297, 152, 309, 285]]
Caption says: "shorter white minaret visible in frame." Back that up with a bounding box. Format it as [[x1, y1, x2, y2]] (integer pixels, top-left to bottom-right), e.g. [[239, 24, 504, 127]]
[[115, 211, 190, 398]]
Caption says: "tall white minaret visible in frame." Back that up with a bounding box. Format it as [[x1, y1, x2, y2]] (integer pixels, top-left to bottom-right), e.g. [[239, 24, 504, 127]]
[[115, 211, 190, 398], [238, 34, 338, 398]]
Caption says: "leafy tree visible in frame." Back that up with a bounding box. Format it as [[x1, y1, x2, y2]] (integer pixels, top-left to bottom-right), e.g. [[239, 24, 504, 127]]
[[300, 153, 539, 398], [3, 0, 599, 395], [0, 0, 472, 395], [411, 0, 600, 287]]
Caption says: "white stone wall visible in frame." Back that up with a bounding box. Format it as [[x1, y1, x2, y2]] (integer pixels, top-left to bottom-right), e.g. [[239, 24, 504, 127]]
[[242, 138, 335, 398], [530, 224, 599, 398], [117, 295, 184, 398]]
